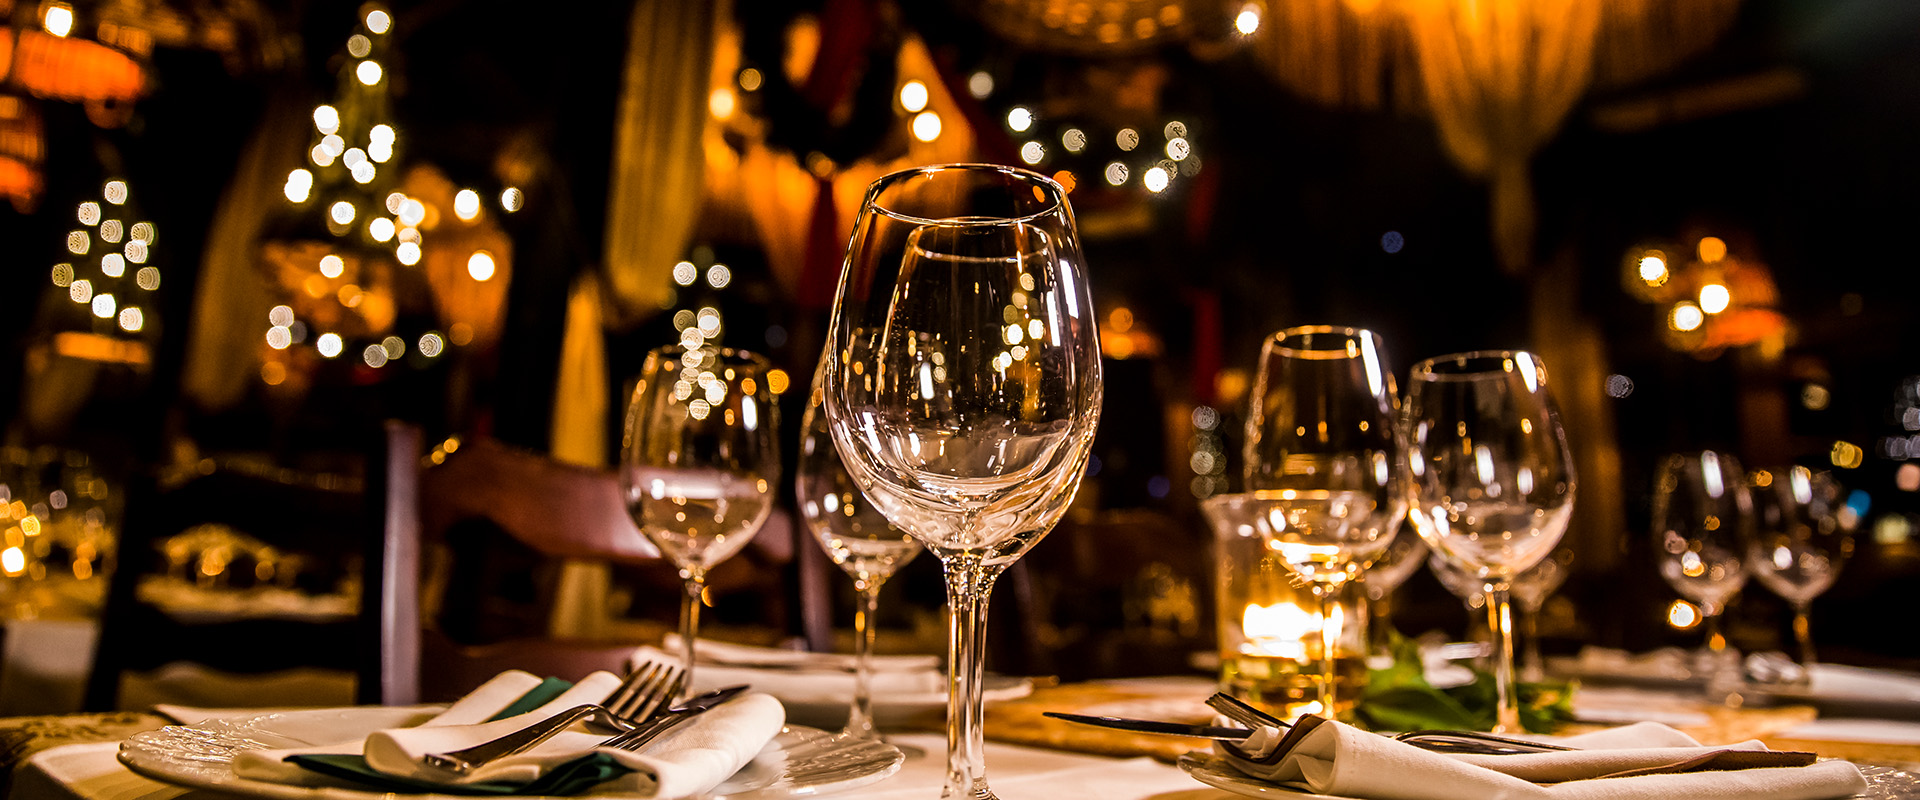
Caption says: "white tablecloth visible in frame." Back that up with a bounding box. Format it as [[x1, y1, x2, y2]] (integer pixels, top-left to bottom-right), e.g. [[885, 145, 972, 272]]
[[10, 734, 1236, 800]]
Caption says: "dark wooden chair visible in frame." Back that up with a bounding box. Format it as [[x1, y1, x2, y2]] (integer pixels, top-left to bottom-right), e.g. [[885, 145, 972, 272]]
[[84, 425, 412, 710], [402, 425, 812, 702]]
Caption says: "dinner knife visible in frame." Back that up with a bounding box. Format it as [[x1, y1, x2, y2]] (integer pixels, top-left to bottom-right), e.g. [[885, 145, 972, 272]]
[[602, 684, 752, 751], [1042, 711, 1254, 740]]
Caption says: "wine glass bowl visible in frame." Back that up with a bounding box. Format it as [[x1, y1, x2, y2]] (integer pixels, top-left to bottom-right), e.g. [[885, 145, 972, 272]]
[[823, 164, 1100, 799], [1238, 326, 1405, 718], [1403, 350, 1576, 732], [1746, 465, 1854, 679], [1650, 449, 1752, 699], [621, 345, 781, 693]]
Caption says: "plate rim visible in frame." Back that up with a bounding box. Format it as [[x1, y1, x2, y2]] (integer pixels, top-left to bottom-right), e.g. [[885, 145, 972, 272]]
[[119, 706, 902, 800]]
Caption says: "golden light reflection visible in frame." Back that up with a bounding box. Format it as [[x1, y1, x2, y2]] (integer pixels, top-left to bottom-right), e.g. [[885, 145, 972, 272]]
[[43, 3, 73, 37], [453, 189, 480, 221], [709, 87, 737, 120], [1, 546, 23, 575], [1831, 440, 1864, 469], [766, 369, 790, 395], [898, 80, 928, 112], [1006, 106, 1033, 132], [261, 361, 287, 385], [467, 250, 496, 281], [1638, 254, 1668, 285], [1699, 283, 1731, 314], [1235, 3, 1262, 35], [1143, 166, 1170, 193], [356, 60, 383, 86], [912, 111, 942, 142], [1698, 236, 1727, 263], [738, 68, 762, 91], [1670, 302, 1704, 332], [316, 332, 343, 357], [1108, 307, 1134, 333], [366, 8, 391, 34], [1667, 599, 1699, 629]]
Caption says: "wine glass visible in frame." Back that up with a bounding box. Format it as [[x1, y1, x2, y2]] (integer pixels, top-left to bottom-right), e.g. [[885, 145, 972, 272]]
[[1404, 350, 1577, 733], [1651, 450, 1752, 696], [1746, 465, 1853, 682], [1361, 518, 1426, 661], [621, 344, 781, 694], [796, 358, 922, 740], [823, 164, 1101, 800], [1240, 326, 1405, 718], [1426, 547, 1568, 680]]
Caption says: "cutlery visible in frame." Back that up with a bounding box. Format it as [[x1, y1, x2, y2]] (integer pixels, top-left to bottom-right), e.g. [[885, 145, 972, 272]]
[[423, 663, 688, 774], [1042, 712, 1254, 740], [596, 684, 751, 753]]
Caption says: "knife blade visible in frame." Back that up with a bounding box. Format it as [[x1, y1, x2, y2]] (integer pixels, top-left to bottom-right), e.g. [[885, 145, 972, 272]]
[[1043, 711, 1254, 740], [603, 684, 751, 751]]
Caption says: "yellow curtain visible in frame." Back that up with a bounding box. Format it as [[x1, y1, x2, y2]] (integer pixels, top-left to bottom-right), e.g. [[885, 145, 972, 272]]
[[549, 273, 608, 469], [600, 0, 721, 320], [181, 89, 300, 411]]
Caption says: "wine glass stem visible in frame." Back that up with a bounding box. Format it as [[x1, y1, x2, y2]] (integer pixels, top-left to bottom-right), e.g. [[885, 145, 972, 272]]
[[1792, 602, 1816, 673], [1484, 581, 1521, 734], [1313, 585, 1338, 718], [942, 554, 1000, 800], [1520, 603, 1544, 684], [680, 573, 705, 697], [848, 576, 884, 739]]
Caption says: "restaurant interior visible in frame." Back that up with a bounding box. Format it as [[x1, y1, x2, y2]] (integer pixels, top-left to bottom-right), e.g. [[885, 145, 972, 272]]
[[2, 0, 1920, 797]]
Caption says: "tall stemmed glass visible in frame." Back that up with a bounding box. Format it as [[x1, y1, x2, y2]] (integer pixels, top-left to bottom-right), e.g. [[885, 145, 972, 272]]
[[1651, 450, 1752, 696], [1747, 465, 1852, 682], [1362, 516, 1426, 661], [1404, 351, 1577, 733], [823, 164, 1101, 800], [1240, 326, 1405, 718], [621, 345, 780, 694], [797, 360, 922, 740]]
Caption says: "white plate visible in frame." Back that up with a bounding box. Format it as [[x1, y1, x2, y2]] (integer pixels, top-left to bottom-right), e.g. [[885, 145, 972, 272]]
[[1175, 753, 1357, 800], [118, 706, 904, 799]]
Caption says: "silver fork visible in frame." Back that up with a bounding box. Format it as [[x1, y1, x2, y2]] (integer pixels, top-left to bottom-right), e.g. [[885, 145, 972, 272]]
[[424, 662, 686, 774], [1206, 692, 1572, 760]]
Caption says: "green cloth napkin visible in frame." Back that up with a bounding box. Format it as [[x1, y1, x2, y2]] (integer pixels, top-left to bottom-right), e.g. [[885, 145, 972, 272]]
[[285, 677, 635, 796]]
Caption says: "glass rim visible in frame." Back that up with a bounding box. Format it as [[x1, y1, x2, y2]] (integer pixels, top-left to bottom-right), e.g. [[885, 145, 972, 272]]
[[1408, 349, 1542, 382], [862, 163, 1067, 228], [1261, 325, 1385, 360]]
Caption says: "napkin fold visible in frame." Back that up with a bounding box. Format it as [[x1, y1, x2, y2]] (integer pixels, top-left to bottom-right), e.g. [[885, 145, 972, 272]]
[[229, 669, 550, 787], [361, 690, 786, 798], [1218, 717, 1867, 800], [633, 644, 942, 700]]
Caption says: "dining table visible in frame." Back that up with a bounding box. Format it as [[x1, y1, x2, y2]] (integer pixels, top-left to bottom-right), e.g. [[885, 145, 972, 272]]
[[6, 674, 1920, 800]]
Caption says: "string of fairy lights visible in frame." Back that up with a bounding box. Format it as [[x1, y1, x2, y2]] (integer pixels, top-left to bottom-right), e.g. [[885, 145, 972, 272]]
[[49, 180, 159, 337]]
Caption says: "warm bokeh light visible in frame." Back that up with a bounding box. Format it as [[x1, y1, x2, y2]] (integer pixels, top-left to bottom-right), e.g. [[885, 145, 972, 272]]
[[366, 8, 392, 34], [135, 267, 161, 290], [1143, 166, 1170, 193], [500, 187, 524, 212], [91, 293, 115, 319], [899, 80, 929, 112], [1667, 599, 1700, 629], [1019, 141, 1044, 164], [1699, 283, 1731, 314], [1698, 236, 1727, 263], [968, 71, 994, 99], [1007, 106, 1033, 132], [330, 201, 355, 225], [1638, 254, 1668, 285], [453, 189, 480, 221], [1670, 302, 1704, 332], [356, 60, 383, 85], [1108, 307, 1135, 333], [1166, 137, 1191, 161], [284, 169, 313, 202], [43, 3, 73, 37], [738, 68, 762, 91], [1104, 162, 1128, 186], [467, 250, 496, 281], [672, 261, 697, 286], [418, 332, 445, 357], [707, 263, 731, 289], [369, 217, 395, 242], [1235, 3, 1262, 35], [313, 105, 340, 134], [266, 326, 291, 350], [104, 181, 127, 204], [1116, 128, 1139, 151], [1802, 384, 1831, 410], [118, 307, 143, 332], [396, 241, 421, 265], [1832, 440, 1865, 469], [709, 87, 737, 119], [364, 344, 389, 367], [318, 255, 345, 278], [912, 111, 942, 142], [316, 333, 343, 358]]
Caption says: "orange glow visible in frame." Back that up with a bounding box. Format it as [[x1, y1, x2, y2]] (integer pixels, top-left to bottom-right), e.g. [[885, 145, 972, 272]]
[[1698, 236, 1727, 263], [1667, 599, 1699, 629], [9, 30, 145, 104]]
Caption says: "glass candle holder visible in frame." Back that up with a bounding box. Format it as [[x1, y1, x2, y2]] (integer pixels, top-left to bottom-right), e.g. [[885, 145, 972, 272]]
[[1205, 495, 1369, 721]]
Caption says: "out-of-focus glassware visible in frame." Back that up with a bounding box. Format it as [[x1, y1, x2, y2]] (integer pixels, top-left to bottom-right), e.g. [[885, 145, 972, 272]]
[[1239, 326, 1404, 719], [1651, 450, 1752, 701], [823, 164, 1101, 800], [1746, 465, 1854, 684], [1404, 350, 1577, 733], [621, 344, 780, 695], [1427, 547, 1569, 683], [1361, 525, 1426, 660], [796, 361, 922, 740], [1206, 493, 1371, 721]]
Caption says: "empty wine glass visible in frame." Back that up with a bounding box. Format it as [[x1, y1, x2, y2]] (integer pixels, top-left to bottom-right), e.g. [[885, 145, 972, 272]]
[[1747, 465, 1854, 683], [797, 360, 922, 740], [1361, 523, 1427, 660], [621, 345, 780, 694], [1652, 450, 1752, 700], [1404, 350, 1577, 733], [823, 164, 1101, 799], [1240, 326, 1405, 719]]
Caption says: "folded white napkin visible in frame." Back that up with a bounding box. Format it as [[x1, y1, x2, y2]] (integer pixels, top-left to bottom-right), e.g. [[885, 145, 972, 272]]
[[634, 644, 943, 700], [362, 690, 786, 798], [230, 669, 546, 786], [1218, 717, 1867, 800]]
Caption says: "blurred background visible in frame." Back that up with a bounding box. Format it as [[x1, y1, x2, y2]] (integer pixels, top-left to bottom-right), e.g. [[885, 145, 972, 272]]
[[1, 0, 1918, 712]]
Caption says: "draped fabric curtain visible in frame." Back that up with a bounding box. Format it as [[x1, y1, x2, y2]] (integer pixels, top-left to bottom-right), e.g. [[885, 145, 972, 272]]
[[599, 0, 721, 320], [1243, 0, 1741, 273], [1403, 0, 1602, 273]]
